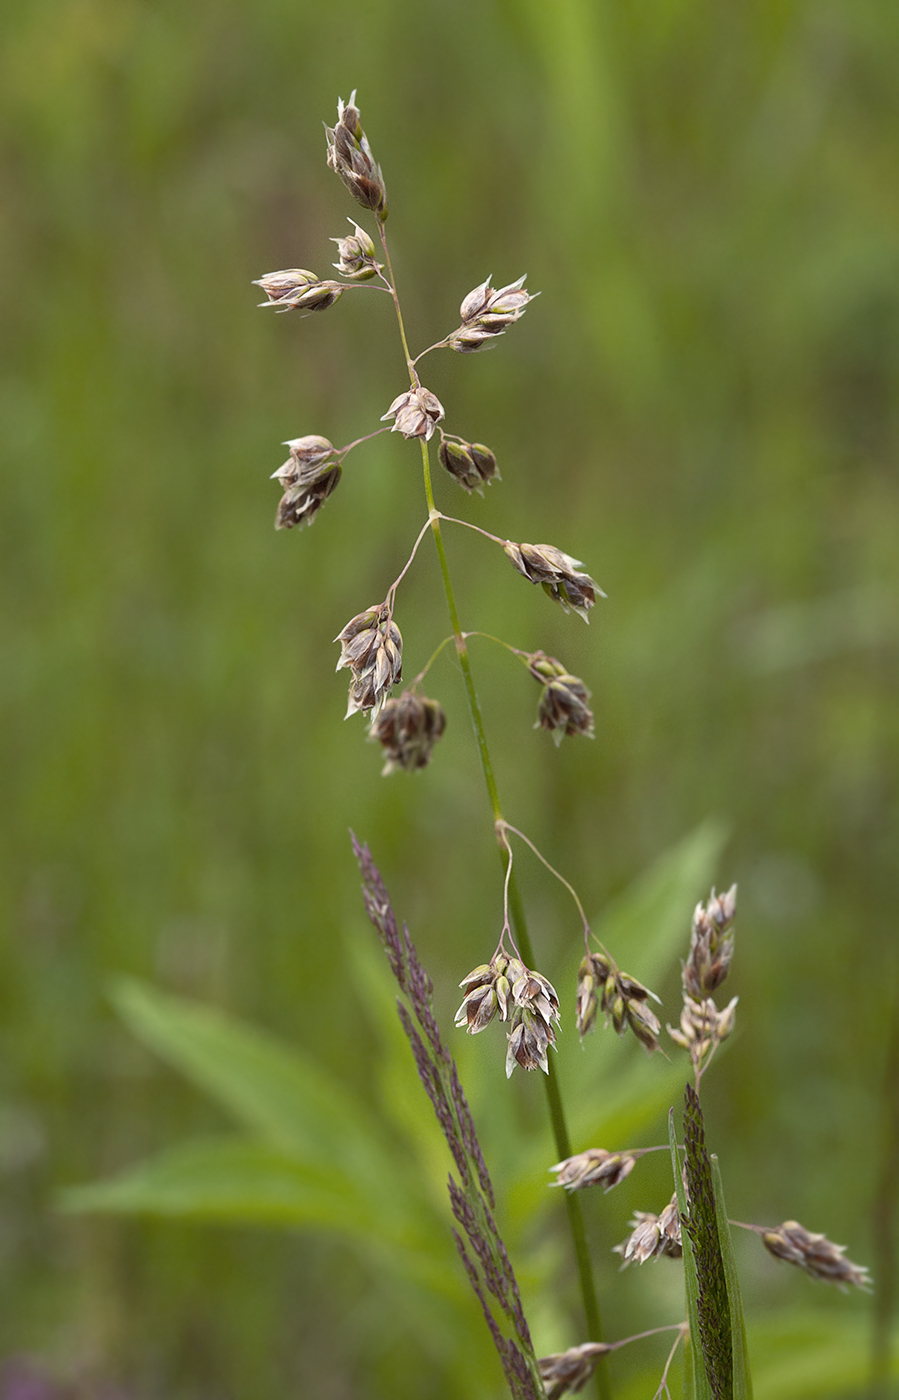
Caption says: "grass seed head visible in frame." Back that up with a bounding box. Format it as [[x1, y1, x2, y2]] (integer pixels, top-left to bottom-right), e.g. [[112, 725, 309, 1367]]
[[334, 604, 403, 719], [437, 437, 499, 493], [369, 691, 446, 774], [325, 91, 388, 220], [538, 1342, 612, 1400], [762, 1220, 871, 1290], [331, 219, 381, 280], [381, 386, 445, 440], [549, 1148, 637, 1193], [253, 268, 343, 313], [503, 541, 604, 622], [683, 885, 737, 998]]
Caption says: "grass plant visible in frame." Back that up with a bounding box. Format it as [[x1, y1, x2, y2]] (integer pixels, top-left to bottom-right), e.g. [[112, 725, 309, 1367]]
[[65, 88, 888, 1400]]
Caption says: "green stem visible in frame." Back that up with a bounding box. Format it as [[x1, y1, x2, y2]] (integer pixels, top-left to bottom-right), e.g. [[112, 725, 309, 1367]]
[[382, 221, 608, 1397], [506, 868, 609, 1400], [426, 440, 609, 1398]]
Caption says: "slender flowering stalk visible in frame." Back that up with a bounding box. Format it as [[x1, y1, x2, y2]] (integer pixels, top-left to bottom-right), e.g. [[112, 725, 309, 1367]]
[[246, 90, 607, 1390], [365, 188, 608, 1371]]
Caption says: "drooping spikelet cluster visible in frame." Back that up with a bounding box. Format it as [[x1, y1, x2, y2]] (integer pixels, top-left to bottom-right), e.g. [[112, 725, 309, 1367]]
[[443, 275, 536, 353], [368, 691, 446, 774], [527, 652, 594, 744], [455, 953, 561, 1078], [253, 90, 601, 775], [575, 949, 662, 1052], [537, 1343, 612, 1400], [271, 436, 342, 530], [503, 542, 604, 623], [334, 605, 403, 720], [437, 435, 499, 494]]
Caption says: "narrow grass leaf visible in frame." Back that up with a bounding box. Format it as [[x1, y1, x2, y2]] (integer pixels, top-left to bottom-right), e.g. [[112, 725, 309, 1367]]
[[711, 1156, 752, 1399], [670, 1106, 713, 1400]]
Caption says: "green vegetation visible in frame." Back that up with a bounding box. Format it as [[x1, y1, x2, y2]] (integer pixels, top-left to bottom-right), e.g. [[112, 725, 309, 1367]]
[[1, 1, 897, 1395]]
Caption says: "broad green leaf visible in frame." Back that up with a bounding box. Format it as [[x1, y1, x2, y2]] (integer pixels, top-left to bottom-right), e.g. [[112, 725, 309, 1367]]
[[592, 819, 728, 974], [113, 977, 378, 1160], [62, 1136, 353, 1226], [107, 978, 430, 1235], [62, 1134, 468, 1302]]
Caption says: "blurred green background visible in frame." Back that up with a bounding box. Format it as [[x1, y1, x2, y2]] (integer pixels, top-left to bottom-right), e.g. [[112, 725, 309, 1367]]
[[2, 0, 898, 1395]]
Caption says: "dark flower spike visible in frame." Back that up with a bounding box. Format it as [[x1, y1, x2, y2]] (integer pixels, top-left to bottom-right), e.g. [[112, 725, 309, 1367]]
[[253, 269, 343, 313], [527, 651, 594, 744], [334, 604, 403, 719], [354, 841, 545, 1399], [325, 90, 388, 220], [381, 386, 445, 441], [503, 541, 604, 622], [369, 691, 446, 774], [437, 436, 500, 494]]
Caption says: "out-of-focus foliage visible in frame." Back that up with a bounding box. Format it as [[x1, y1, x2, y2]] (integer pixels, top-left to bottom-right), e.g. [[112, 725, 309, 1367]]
[[1, 0, 897, 1395]]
